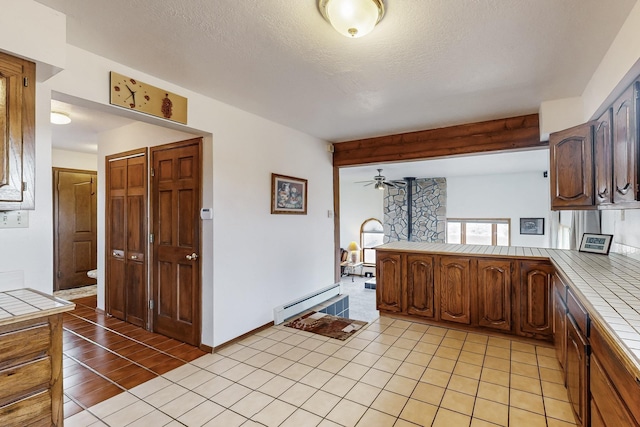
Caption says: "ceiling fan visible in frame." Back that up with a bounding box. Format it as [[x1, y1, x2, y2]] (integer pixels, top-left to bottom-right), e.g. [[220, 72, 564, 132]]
[[356, 169, 407, 190]]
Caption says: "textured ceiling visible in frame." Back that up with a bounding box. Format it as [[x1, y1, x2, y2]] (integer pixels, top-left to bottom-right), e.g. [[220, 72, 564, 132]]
[[35, 0, 636, 143]]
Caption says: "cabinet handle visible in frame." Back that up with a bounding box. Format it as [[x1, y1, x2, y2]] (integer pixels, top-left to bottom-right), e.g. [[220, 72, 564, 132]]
[[597, 188, 608, 199], [186, 253, 199, 261], [130, 255, 138, 260], [616, 183, 631, 195]]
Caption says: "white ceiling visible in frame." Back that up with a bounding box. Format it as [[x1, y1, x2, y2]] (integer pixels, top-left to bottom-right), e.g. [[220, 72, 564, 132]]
[[36, 0, 636, 144]]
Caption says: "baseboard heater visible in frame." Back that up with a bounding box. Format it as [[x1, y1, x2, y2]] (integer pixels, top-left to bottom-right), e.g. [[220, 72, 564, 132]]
[[274, 283, 341, 325]]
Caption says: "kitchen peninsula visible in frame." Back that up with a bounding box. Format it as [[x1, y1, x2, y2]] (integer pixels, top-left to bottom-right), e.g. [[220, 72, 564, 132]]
[[0, 289, 75, 426], [376, 241, 640, 426]]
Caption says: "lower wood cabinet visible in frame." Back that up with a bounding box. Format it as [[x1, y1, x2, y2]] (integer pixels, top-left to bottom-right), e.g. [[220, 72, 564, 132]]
[[519, 261, 554, 339], [553, 287, 567, 374], [439, 256, 472, 325], [406, 254, 436, 319], [566, 314, 589, 426], [0, 315, 64, 427], [477, 258, 512, 332], [590, 354, 639, 427], [376, 252, 402, 313]]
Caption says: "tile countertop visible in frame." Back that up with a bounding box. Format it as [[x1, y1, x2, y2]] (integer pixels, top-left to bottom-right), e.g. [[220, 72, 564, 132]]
[[0, 288, 75, 326], [376, 241, 640, 377]]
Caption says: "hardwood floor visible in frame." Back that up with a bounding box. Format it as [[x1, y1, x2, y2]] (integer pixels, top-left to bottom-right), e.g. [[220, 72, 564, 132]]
[[62, 296, 207, 419]]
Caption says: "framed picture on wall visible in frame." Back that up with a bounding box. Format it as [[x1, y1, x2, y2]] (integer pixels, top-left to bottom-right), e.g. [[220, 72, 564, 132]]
[[520, 218, 544, 235], [271, 173, 307, 215], [579, 233, 613, 255]]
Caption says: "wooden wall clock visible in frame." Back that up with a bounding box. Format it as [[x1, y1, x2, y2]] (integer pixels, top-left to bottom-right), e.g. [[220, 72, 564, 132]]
[[109, 71, 188, 124]]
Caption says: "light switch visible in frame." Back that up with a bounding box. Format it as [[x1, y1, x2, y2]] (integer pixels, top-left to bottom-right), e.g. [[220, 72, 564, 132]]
[[0, 210, 29, 228]]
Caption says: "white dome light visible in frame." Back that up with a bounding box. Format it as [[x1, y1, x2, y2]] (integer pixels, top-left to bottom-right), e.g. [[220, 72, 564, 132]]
[[51, 111, 71, 125], [319, 0, 385, 38]]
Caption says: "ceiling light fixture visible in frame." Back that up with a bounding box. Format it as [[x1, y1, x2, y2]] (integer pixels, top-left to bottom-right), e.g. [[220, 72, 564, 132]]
[[375, 182, 385, 190], [318, 0, 385, 38], [50, 111, 71, 125]]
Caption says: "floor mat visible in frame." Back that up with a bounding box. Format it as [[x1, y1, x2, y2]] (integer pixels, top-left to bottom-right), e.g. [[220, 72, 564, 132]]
[[284, 311, 367, 341]]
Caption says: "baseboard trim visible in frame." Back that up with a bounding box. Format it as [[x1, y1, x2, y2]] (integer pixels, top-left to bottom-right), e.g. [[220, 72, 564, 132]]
[[213, 321, 274, 352], [199, 343, 213, 353]]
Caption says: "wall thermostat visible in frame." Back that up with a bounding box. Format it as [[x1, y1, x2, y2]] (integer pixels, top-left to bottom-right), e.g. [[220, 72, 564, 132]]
[[200, 208, 213, 220]]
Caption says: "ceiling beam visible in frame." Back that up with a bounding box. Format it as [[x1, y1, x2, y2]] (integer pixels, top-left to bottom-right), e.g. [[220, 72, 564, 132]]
[[332, 114, 545, 167]]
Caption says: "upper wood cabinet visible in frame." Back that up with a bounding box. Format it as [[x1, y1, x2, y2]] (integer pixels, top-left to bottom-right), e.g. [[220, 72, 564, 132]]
[[594, 108, 613, 206], [0, 52, 35, 210], [612, 83, 638, 204], [550, 79, 640, 210], [550, 122, 595, 209]]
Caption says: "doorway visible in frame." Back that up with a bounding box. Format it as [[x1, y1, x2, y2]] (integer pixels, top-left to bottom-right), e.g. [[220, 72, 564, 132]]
[[151, 138, 202, 346], [53, 168, 97, 291], [104, 139, 203, 346]]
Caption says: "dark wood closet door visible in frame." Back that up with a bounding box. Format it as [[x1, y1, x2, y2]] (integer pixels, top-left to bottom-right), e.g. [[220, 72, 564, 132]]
[[53, 169, 97, 291], [152, 139, 202, 346], [106, 150, 147, 327]]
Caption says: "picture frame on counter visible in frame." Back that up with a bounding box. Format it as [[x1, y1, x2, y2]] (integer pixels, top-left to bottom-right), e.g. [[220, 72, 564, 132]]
[[271, 173, 307, 215], [519, 217, 544, 235], [579, 233, 613, 255]]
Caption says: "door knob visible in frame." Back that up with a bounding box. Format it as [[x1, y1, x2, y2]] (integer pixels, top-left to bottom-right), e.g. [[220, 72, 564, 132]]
[[186, 253, 199, 261]]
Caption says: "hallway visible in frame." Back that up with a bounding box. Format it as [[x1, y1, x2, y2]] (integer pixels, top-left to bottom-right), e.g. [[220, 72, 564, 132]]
[[62, 296, 207, 419]]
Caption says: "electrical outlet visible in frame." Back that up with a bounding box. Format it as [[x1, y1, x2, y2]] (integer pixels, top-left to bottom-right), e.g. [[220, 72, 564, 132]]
[[0, 210, 29, 228]]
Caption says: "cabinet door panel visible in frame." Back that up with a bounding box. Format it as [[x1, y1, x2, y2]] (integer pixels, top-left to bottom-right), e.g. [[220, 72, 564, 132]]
[[594, 108, 613, 205], [553, 289, 567, 374], [566, 315, 588, 426], [550, 122, 595, 208], [590, 354, 639, 427], [407, 255, 435, 318], [519, 262, 554, 338], [376, 253, 402, 313], [477, 259, 511, 331], [612, 84, 638, 204], [439, 257, 471, 325]]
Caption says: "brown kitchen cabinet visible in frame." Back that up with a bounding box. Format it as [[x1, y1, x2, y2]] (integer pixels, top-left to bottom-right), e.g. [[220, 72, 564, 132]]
[[476, 258, 512, 332], [550, 79, 640, 210], [566, 313, 589, 426], [376, 251, 403, 313], [552, 275, 567, 375], [518, 261, 554, 339], [550, 121, 596, 209], [612, 82, 639, 204], [0, 51, 36, 211], [594, 108, 613, 206], [439, 256, 473, 325], [406, 254, 436, 319]]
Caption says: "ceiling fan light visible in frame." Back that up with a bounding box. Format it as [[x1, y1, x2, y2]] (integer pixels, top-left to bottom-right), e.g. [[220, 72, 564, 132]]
[[319, 0, 384, 38], [375, 182, 385, 190], [51, 111, 71, 125]]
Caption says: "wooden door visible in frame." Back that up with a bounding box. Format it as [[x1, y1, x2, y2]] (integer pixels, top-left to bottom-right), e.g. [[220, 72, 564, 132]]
[[549, 122, 595, 209], [439, 256, 472, 325], [477, 258, 512, 332], [53, 169, 97, 291], [612, 83, 638, 204], [594, 108, 613, 206], [519, 261, 554, 339], [152, 139, 202, 346], [106, 149, 147, 328], [406, 254, 435, 318], [376, 252, 402, 313]]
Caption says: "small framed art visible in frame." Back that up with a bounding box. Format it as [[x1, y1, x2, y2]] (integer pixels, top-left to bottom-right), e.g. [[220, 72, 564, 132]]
[[271, 173, 307, 215], [579, 233, 613, 255], [520, 218, 544, 235]]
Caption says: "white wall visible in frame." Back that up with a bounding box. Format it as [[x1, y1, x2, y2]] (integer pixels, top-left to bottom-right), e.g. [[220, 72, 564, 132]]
[[0, 2, 335, 348], [339, 180, 384, 249], [52, 149, 98, 171], [601, 210, 640, 253], [447, 172, 551, 248]]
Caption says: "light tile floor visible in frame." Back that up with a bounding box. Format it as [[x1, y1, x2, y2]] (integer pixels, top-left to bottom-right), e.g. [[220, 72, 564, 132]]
[[65, 315, 579, 427]]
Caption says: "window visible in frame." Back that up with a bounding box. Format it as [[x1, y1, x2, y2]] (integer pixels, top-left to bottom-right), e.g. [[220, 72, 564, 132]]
[[360, 218, 384, 265], [446, 218, 510, 246]]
